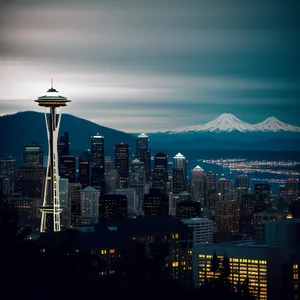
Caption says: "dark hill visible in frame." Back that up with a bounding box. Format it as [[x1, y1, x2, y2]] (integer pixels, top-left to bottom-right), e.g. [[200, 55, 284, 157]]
[[0, 111, 136, 163]]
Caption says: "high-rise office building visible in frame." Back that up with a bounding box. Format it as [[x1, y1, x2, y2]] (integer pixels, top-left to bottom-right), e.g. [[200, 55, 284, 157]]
[[90, 134, 105, 193], [17, 165, 44, 198], [144, 189, 168, 217], [99, 194, 128, 221], [130, 158, 146, 212], [116, 188, 137, 215], [205, 171, 216, 207], [81, 186, 101, 223], [59, 178, 70, 228], [154, 152, 168, 169], [181, 218, 213, 244], [136, 133, 151, 183], [172, 168, 185, 193], [0, 176, 9, 195], [255, 183, 270, 201], [59, 155, 76, 183], [105, 169, 118, 194], [69, 183, 81, 227], [254, 208, 288, 242], [114, 143, 129, 189], [57, 132, 70, 157], [78, 151, 90, 189], [280, 180, 300, 203], [152, 152, 168, 193], [191, 165, 205, 205], [18, 141, 44, 198], [173, 153, 187, 191], [104, 156, 113, 172], [240, 193, 256, 238], [23, 141, 43, 167], [0, 156, 16, 193], [216, 200, 240, 242], [236, 174, 249, 201], [176, 200, 201, 219], [216, 177, 232, 200]]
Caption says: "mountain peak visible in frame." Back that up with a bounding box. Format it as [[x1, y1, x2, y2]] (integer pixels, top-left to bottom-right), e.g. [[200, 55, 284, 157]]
[[199, 113, 256, 133], [255, 117, 300, 132]]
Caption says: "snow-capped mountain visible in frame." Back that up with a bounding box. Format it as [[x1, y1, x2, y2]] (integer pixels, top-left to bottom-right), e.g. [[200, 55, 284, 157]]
[[254, 117, 300, 132], [171, 113, 257, 133], [197, 113, 257, 133], [164, 113, 300, 134]]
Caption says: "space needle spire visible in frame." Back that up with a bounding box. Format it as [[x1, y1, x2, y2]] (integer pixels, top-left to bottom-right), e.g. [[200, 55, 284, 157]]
[[35, 79, 71, 232]]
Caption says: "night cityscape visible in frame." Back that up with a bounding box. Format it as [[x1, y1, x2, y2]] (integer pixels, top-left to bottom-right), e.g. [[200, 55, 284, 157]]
[[1, 1, 300, 299]]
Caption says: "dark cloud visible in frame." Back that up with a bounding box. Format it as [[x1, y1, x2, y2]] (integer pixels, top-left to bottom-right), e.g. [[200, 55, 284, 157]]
[[0, 0, 299, 131]]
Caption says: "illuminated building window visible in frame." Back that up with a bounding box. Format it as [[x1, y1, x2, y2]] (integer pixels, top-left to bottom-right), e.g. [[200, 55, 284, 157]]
[[109, 249, 115, 254], [172, 233, 179, 239], [172, 262, 179, 267], [101, 249, 107, 255]]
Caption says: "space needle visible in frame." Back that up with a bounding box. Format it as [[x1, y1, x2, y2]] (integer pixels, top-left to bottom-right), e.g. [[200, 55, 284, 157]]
[[35, 78, 71, 232]]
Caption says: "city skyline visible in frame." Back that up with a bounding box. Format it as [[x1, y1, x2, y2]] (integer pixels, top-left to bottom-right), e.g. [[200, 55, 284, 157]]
[[1, 0, 300, 132]]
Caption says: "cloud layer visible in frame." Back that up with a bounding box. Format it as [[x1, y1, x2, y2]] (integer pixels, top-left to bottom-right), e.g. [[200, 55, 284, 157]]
[[0, 0, 299, 132]]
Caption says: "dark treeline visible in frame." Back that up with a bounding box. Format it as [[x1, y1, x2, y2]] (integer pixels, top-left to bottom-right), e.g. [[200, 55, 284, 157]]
[[0, 196, 255, 299]]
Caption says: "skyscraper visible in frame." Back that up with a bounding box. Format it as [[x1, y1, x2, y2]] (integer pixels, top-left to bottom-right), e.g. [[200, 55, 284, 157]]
[[23, 141, 43, 167], [59, 155, 76, 183], [191, 165, 205, 205], [236, 174, 249, 201], [18, 141, 44, 198], [136, 133, 151, 183], [114, 143, 129, 189], [130, 158, 146, 212], [81, 186, 101, 223], [144, 189, 169, 217], [69, 183, 81, 227], [152, 152, 168, 193], [35, 80, 71, 232], [78, 151, 90, 189], [154, 152, 168, 169], [216, 177, 232, 200], [99, 194, 128, 221], [173, 153, 187, 191], [57, 132, 70, 157], [90, 134, 105, 193], [0, 156, 16, 193]]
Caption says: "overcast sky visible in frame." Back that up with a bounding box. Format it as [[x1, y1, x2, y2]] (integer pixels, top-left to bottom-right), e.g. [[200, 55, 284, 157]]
[[0, 0, 299, 132]]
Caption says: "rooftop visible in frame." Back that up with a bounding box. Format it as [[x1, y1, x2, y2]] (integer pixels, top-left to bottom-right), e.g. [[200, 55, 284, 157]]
[[82, 186, 100, 192], [96, 215, 193, 236], [174, 153, 185, 159], [218, 177, 230, 181], [138, 133, 148, 138], [192, 165, 204, 171]]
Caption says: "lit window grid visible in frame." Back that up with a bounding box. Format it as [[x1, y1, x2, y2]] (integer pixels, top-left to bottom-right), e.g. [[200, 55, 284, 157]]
[[198, 254, 267, 299]]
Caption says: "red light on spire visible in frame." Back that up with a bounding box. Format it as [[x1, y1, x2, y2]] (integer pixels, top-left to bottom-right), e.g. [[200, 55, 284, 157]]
[[120, 142, 124, 144], [186, 160, 188, 163]]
